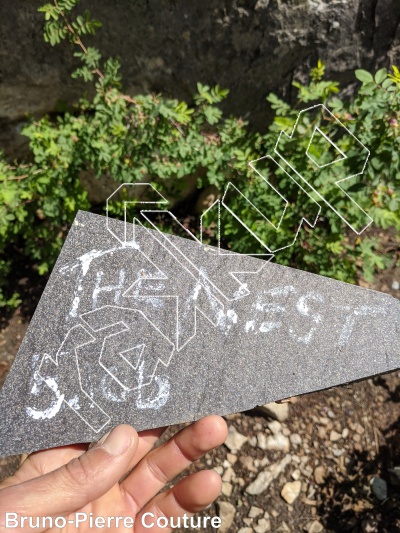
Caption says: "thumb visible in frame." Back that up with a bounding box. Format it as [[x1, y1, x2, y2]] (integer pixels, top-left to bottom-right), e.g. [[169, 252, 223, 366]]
[[0, 425, 138, 524]]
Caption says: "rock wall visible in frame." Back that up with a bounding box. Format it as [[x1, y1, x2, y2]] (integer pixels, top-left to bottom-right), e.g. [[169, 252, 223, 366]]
[[0, 0, 399, 154]]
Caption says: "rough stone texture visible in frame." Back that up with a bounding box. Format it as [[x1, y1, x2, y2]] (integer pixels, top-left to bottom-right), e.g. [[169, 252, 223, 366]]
[[281, 480, 302, 504], [225, 425, 248, 452], [246, 455, 293, 495], [370, 476, 388, 500], [217, 501, 236, 533], [305, 521, 324, 533], [259, 401, 290, 421], [0, 210, 399, 457], [254, 518, 271, 533], [1, 0, 400, 155]]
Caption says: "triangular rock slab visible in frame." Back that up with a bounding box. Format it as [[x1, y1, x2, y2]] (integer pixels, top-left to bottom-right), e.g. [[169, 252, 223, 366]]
[[0, 210, 399, 456]]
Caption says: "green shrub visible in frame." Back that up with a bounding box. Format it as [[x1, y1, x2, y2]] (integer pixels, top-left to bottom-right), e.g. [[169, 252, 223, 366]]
[[0, 1, 399, 308]]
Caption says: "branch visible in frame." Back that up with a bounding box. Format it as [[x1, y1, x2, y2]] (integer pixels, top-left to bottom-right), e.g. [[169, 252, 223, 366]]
[[54, 0, 104, 79]]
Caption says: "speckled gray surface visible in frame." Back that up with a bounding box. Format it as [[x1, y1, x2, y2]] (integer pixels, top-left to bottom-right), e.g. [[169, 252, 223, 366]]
[[0, 210, 399, 457]]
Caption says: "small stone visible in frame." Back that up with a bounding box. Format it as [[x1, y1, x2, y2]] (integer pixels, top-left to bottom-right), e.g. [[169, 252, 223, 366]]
[[304, 520, 324, 532], [243, 518, 253, 526], [268, 420, 282, 435], [281, 480, 302, 504], [392, 281, 399, 291], [246, 454, 292, 495], [301, 466, 313, 478], [254, 517, 271, 532], [330, 430, 342, 442], [277, 521, 291, 532], [214, 466, 223, 475], [314, 466, 326, 485], [370, 476, 387, 501], [307, 485, 316, 499], [238, 529, 253, 533], [354, 422, 365, 435], [222, 481, 233, 497], [332, 448, 344, 457], [290, 433, 302, 446], [292, 468, 301, 481], [260, 402, 289, 421], [304, 498, 318, 507], [342, 428, 349, 439], [361, 517, 379, 532], [218, 501, 236, 533], [225, 425, 247, 452], [248, 435, 257, 447], [255, 0, 271, 12], [257, 432, 268, 450], [265, 434, 290, 452], [222, 467, 234, 482], [227, 452, 237, 464], [239, 455, 257, 473], [389, 466, 400, 482], [249, 506, 264, 518]]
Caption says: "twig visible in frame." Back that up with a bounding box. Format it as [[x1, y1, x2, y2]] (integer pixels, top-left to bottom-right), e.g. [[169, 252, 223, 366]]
[[54, 0, 104, 79]]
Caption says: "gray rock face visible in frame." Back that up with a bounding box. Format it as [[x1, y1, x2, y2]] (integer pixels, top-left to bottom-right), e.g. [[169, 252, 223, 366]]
[[1, 0, 400, 154], [0, 210, 399, 457]]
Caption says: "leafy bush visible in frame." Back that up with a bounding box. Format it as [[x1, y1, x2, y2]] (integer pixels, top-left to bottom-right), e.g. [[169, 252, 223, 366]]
[[0, 1, 399, 308]]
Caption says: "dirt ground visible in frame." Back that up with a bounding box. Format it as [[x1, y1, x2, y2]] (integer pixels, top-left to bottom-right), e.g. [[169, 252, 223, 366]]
[[0, 251, 399, 532]]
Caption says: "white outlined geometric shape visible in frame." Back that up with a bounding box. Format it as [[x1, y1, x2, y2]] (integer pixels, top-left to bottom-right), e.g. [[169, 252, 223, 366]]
[[306, 126, 347, 168], [106, 183, 168, 245], [200, 198, 275, 258], [37, 324, 111, 433], [80, 305, 175, 390], [274, 103, 373, 234], [225, 155, 322, 254], [101, 100, 374, 358], [137, 211, 272, 302], [127, 216, 227, 351]]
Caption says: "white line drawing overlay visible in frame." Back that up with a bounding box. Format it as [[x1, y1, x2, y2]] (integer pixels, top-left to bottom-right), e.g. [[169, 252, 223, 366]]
[[273, 103, 372, 234], [27, 102, 374, 431], [31, 305, 175, 431]]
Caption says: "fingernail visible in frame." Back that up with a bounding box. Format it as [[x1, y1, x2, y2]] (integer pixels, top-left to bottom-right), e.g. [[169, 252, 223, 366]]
[[96, 427, 133, 456]]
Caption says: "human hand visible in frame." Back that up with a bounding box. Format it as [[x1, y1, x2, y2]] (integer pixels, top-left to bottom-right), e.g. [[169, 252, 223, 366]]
[[0, 415, 228, 532]]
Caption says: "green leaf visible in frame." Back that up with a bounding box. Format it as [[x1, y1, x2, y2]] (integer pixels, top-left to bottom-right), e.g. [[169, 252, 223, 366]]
[[374, 68, 387, 84], [355, 69, 374, 83], [204, 106, 222, 125], [382, 78, 394, 89]]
